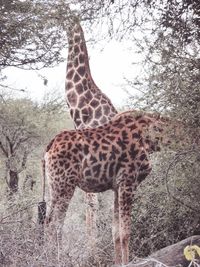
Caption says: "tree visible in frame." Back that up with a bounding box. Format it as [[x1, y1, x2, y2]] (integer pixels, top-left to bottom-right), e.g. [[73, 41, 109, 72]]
[[0, 0, 70, 71], [124, 1, 200, 128], [0, 98, 38, 192], [0, 0, 115, 74], [0, 95, 67, 193]]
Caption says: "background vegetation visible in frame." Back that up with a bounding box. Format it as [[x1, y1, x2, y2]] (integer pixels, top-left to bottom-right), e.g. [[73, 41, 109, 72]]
[[0, 0, 199, 266]]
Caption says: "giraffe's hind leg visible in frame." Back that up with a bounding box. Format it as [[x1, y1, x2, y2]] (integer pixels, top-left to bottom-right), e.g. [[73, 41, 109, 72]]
[[45, 184, 76, 252], [85, 192, 98, 238]]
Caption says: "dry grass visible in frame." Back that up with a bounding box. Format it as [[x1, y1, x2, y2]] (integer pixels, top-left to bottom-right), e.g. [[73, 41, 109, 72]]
[[0, 188, 114, 267]]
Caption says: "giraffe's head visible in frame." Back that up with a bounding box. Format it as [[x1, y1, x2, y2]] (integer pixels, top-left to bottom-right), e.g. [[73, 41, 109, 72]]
[[135, 112, 167, 153], [131, 110, 198, 152], [158, 118, 199, 150], [116, 110, 192, 153]]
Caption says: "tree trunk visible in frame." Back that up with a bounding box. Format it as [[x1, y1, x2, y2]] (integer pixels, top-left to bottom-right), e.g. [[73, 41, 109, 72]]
[[125, 235, 200, 267], [8, 170, 19, 193], [112, 238, 200, 267]]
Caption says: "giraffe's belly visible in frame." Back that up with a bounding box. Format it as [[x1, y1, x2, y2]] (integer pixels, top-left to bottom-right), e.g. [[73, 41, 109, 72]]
[[78, 162, 116, 193], [78, 179, 113, 193]]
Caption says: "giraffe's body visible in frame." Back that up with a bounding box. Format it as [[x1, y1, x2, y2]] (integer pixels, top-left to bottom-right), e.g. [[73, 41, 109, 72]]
[[65, 13, 118, 237], [44, 112, 164, 265]]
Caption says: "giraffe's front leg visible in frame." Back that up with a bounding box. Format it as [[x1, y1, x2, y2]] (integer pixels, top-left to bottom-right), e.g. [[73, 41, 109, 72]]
[[112, 190, 122, 265], [118, 183, 134, 265]]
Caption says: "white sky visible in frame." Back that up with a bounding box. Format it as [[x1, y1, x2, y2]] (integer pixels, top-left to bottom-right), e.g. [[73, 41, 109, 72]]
[[2, 38, 143, 108]]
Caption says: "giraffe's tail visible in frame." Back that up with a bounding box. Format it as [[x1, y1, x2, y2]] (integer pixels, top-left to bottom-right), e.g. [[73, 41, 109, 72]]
[[37, 157, 47, 225]]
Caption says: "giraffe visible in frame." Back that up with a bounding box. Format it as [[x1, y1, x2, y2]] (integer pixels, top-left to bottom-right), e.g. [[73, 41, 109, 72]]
[[65, 11, 118, 237], [44, 111, 166, 265], [63, 10, 172, 260]]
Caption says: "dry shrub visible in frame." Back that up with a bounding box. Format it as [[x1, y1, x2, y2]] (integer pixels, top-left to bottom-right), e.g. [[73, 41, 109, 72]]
[[0, 186, 114, 267], [130, 149, 200, 258]]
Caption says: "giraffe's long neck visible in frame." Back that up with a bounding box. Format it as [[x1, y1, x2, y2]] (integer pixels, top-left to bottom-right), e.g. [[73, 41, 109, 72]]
[[66, 22, 92, 87], [65, 16, 117, 129]]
